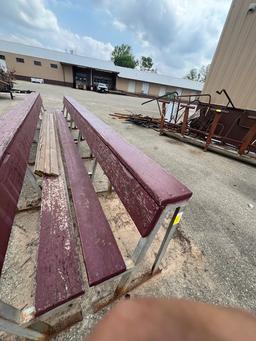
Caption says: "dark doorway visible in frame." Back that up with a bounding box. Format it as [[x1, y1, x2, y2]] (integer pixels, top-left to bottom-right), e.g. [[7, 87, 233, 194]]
[[73, 66, 117, 90]]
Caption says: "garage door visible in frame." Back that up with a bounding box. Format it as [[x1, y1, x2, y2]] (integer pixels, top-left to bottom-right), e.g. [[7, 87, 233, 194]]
[[142, 82, 149, 95], [159, 86, 166, 96], [128, 80, 136, 93]]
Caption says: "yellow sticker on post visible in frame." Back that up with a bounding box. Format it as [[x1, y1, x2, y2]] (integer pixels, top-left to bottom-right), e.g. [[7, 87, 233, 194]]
[[174, 212, 183, 225]]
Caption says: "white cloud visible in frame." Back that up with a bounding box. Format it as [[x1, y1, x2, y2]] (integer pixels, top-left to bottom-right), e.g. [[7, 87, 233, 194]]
[[0, 0, 232, 77], [113, 19, 126, 32], [93, 0, 232, 76], [0, 0, 114, 61]]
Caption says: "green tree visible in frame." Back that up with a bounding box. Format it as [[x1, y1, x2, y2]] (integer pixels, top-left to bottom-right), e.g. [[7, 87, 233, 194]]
[[111, 44, 138, 68], [199, 64, 210, 82], [140, 56, 154, 71], [184, 64, 210, 82], [184, 68, 200, 81]]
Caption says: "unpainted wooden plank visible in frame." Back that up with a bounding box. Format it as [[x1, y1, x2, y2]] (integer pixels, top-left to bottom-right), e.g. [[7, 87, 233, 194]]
[[34, 112, 59, 177], [55, 111, 126, 286], [35, 125, 84, 316]]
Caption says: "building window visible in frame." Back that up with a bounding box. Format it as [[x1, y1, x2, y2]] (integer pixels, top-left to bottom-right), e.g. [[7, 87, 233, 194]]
[[16, 57, 24, 63], [34, 60, 41, 66], [50, 63, 58, 69], [0, 55, 5, 60]]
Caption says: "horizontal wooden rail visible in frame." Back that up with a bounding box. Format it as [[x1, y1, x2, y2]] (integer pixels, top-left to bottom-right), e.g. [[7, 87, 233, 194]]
[[63, 97, 192, 237], [0, 93, 42, 274]]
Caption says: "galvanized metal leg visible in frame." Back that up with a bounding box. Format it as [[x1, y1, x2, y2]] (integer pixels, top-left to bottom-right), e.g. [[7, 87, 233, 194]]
[[26, 166, 41, 196], [77, 131, 82, 147], [90, 159, 98, 181], [66, 112, 71, 123], [63, 105, 66, 118], [114, 205, 173, 295], [0, 318, 45, 340], [151, 206, 184, 275], [0, 300, 45, 340], [107, 180, 112, 194]]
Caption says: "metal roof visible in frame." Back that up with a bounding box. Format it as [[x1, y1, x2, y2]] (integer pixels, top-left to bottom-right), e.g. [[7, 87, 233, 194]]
[[0, 39, 117, 73], [116, 66, 203, 91], [0, 39, 203, 91]]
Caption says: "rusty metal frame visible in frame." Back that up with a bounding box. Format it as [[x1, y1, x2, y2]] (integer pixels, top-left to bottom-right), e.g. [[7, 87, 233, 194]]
[[159, 91, 256, 159]]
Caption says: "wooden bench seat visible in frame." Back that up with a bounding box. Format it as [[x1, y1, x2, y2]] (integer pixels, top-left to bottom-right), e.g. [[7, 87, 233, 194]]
[[63, 97, 193, 300], [0, 100, 84, 339], [55, 111, 126, 286], [63, 97, 192, 237], [35, 173, 84, 316]]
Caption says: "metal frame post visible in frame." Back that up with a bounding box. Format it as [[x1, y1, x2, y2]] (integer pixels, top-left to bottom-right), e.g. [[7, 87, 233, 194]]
[[204, 110, 222, 151], [26, 166, 42, 196], [114, 204, 183, 295], [151, 206, 185, 275], [0, 300, 45, 340], [90, 159, 98, 181], [181, 107, 189, 136], [238, 120, 256, 155], [63, 106, 67, 118], [77, 131, 82, 147]]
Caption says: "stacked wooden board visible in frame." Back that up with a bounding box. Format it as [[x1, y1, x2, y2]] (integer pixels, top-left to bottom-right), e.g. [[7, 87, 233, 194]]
[[34, 112, 59, 177]]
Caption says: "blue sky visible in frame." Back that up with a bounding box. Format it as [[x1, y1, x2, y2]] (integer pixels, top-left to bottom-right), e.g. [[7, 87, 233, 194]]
[[0, 0, 232, 77]]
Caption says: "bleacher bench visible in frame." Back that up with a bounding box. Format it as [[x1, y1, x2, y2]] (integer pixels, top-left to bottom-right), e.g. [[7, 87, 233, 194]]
[[0, 94, 192, 340], [62, 96, 192, 296]]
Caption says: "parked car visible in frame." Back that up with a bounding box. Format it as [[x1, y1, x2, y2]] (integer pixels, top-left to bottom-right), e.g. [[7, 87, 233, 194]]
[[31, 77, 44, 84], [96, 83, 108, 93]]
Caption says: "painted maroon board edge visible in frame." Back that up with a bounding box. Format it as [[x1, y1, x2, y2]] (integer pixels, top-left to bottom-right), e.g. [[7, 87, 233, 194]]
[[0, 93, 42, 274], [63, 97, 192, 207], [55, 111, 126, 285]]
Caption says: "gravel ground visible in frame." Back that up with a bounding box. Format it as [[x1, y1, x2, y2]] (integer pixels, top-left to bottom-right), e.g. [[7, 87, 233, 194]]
[[0, 81, 255, 340]]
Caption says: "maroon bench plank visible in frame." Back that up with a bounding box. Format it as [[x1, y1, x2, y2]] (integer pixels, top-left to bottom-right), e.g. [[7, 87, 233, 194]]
[[65, 109, 161, 237], [35, 174, 84, 316], [64, 97, 192, 207], [0, 93, 42, 274], [56, 111, 126, 286], [63, 97, 192, 237]]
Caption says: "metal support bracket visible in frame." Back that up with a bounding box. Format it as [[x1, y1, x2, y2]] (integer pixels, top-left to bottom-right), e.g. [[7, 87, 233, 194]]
[[114, 203, 182, 295], [0, 300, 46, 340], [90, 159, 98, 181]]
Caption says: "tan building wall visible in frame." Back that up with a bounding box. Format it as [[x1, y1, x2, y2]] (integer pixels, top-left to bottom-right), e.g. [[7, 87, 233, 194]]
[[0, 51, 200, 96], [135, 81, 142, 94], [62, 64, 73, 83], [180, 89, 199, 96], [116, 77, 129, 92], [117, 77, 200, 97], [203, 0, 256, 109], [166, 86, 181, 94], [0, 51, 73, 85], [148, 83, 160, 97]]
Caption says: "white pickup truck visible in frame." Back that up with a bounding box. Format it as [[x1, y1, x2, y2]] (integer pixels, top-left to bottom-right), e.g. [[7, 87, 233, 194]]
[[96, 83, 108, 93]]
